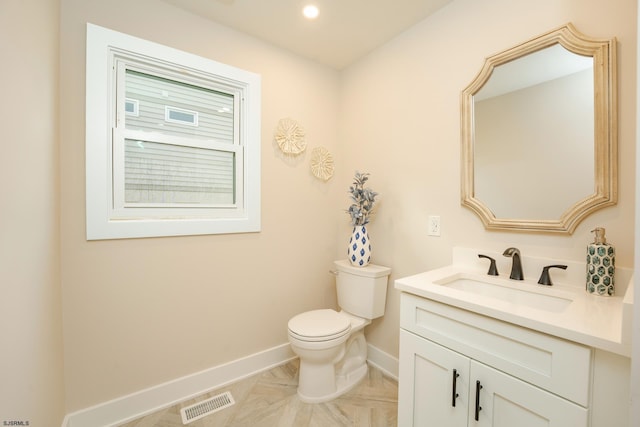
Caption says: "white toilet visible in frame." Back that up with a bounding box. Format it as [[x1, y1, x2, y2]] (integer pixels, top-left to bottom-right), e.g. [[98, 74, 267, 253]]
[[287, 260, 391, 403]]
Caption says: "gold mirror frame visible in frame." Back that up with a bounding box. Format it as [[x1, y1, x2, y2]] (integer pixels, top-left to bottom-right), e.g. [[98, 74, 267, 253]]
[[461, 23, 617, 234]]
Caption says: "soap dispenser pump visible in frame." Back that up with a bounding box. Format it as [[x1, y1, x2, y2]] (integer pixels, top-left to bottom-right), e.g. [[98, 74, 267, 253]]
[[586, 227, 615, 296]]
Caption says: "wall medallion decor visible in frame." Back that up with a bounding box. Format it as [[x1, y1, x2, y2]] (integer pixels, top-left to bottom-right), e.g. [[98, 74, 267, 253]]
[[274, 117, 306, 155], [310, 146, 334, 181]]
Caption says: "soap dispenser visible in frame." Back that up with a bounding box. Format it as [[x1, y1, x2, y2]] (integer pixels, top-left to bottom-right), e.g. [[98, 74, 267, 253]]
[[586, 227, 615, 296]]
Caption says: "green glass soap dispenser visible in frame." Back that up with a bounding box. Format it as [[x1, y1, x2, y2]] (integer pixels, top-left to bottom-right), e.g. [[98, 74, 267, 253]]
[[586, 227, 615, 296]]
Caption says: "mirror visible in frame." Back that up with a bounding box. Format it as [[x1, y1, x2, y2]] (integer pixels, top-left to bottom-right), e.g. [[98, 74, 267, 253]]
[[461, 24, 617, 233]]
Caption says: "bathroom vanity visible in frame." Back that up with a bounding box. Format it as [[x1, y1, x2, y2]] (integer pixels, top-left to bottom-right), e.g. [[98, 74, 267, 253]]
[[395, 248, 633, 427]]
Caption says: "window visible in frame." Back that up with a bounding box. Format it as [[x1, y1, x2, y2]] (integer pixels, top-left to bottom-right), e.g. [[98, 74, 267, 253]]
[[86, 24, 261, 240], [125, 98, 139, 116]]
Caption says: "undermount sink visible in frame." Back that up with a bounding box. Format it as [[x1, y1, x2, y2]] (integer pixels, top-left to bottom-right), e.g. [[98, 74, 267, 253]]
[[433, 273, 574, 313]]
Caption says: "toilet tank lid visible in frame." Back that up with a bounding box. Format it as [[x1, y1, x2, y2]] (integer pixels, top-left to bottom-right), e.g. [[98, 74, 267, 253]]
[[334, 260, 391, 278]]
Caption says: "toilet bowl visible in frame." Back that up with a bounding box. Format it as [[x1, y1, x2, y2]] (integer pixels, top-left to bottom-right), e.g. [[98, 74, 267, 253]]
[[287, 261, 391, 403]]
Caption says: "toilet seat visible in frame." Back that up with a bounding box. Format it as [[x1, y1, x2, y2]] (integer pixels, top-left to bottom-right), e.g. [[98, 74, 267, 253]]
[[288, 309, 351, 342]]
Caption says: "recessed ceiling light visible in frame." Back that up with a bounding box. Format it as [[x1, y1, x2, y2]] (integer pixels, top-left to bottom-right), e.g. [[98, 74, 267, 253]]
[[302, 4, 319, 19]]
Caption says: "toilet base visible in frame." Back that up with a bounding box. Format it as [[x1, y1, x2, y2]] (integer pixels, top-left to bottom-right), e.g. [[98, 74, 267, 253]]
[[289, 313, 371, 404], [297, 363, 368, 403]]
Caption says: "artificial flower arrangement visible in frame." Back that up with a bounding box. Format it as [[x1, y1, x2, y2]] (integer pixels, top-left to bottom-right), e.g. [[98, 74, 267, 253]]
[[346, 172, 378, 226]]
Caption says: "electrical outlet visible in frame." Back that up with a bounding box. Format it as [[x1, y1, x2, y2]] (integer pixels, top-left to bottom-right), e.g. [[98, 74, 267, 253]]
[[428, 215, 441, 236]]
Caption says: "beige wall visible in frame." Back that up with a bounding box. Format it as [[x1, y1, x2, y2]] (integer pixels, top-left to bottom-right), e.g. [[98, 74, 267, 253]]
[[633, 0, 640, 414], [60, 0, 343, 411], [339, 0, 636, 359], [4, 0, 634, 419], [0, 0, 66, 424]]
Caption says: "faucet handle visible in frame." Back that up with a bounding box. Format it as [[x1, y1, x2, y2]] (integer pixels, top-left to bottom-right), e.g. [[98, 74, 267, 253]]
[[537, 265, 568, 286], [478, 254, 499, 276]]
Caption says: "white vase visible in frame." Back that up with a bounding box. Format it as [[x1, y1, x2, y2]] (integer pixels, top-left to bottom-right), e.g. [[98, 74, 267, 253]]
[[348, 225, 371, 267]]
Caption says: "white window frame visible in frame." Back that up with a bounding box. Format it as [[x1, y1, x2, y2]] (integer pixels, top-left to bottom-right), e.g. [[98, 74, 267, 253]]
[[86, 23, 261, 240]]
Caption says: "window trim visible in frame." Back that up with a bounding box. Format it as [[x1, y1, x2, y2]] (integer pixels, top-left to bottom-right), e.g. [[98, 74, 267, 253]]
[[86, 23, 261, 240]]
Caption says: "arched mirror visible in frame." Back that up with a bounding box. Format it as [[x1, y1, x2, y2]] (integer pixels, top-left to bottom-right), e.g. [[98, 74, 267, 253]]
[[461, 24, 617, 233]]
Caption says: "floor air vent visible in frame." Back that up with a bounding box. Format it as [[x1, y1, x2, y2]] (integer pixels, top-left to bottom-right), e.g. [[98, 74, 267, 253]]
[[180, 391, 235, 424]]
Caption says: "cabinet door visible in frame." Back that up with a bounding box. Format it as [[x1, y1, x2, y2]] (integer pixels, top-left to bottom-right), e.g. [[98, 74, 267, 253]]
[[470, 361, 588, 427], [398, 329, 470, 427]]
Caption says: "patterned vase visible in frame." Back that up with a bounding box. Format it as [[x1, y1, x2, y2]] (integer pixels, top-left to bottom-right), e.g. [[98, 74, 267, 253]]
[[348, 225, 371, 267]]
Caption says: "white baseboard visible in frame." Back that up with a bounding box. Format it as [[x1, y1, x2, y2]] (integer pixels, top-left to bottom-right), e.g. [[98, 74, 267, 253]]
[[61, 343, 399, 427], [63, 343, 296, 427], [367, 343, 399, 380]]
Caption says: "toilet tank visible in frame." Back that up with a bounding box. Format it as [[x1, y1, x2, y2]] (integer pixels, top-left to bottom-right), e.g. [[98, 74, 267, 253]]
[[334, 260, 391, 319]]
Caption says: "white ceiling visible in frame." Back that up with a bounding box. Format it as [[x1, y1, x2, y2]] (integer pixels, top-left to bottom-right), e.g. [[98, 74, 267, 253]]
[[161, 0, 452, 69]]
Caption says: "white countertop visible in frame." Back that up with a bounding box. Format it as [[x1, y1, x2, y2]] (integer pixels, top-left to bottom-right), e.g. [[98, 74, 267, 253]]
[[395, 247, 633, 357]]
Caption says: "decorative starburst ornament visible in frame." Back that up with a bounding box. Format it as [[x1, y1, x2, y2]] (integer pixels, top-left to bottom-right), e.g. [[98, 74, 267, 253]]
[[274, 118, 306, 154], [310, 147, 334, 181]]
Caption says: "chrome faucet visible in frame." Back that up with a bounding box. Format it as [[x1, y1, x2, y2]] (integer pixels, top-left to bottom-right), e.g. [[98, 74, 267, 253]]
[[503, 247, 524, 280]]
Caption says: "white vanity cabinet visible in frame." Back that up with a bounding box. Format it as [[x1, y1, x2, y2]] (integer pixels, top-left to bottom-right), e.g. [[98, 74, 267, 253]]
[[399, 330, 588, 426], [398, 293, 591, 426]]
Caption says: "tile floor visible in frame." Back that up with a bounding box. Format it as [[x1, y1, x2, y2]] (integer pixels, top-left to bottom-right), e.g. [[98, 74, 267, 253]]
[[118, 359, 398, 427]]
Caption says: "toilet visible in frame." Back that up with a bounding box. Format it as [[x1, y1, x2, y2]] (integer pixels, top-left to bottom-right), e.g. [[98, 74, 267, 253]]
[[287, 260, 391, 403]]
